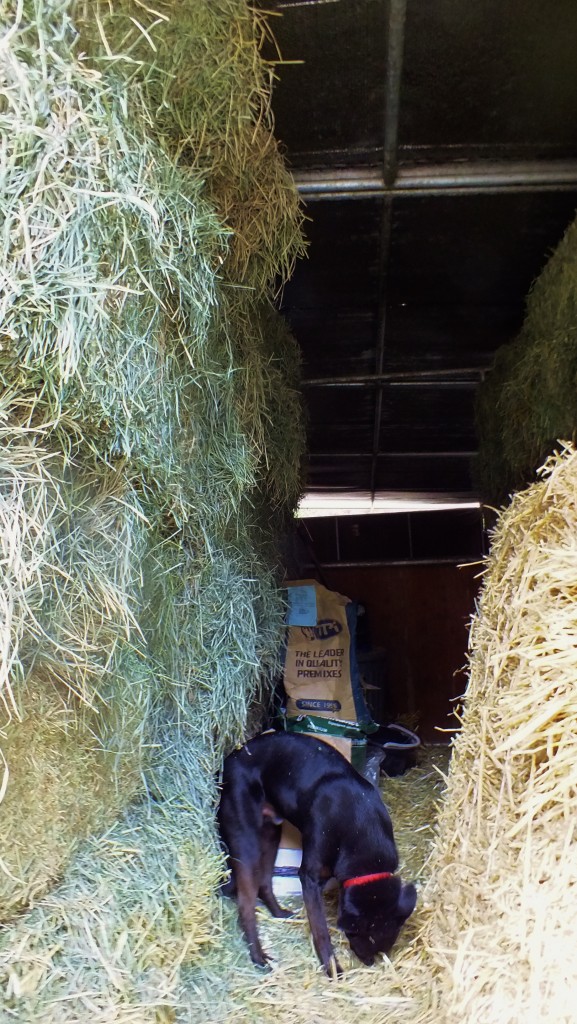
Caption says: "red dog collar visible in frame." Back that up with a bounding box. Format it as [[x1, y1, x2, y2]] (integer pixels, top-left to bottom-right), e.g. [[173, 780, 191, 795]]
[[342, 871, 393, 889]]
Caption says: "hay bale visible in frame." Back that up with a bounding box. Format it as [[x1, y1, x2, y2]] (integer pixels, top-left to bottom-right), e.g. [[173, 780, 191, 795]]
[[73, 0, 308, 508], [0, 0, 306, 1016], [0, 677, 139, 920], [476, 214, 577, 504], [0, 798, 226, 1021], [0, 441, 157, 915], [74, 0, 307, 295], [417, 444, 577, 1023], [0, 0, 304, 926]]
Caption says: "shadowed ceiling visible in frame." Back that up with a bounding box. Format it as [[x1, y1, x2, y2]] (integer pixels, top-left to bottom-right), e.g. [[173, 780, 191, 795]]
[[259, 0, 577, 505]]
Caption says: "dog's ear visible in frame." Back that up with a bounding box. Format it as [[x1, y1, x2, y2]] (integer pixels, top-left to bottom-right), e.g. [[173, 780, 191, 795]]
[[397, 882, 417, 922]]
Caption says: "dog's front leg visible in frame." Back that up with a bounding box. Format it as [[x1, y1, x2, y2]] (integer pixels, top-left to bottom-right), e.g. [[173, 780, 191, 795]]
[[300, 871, 342, 977]]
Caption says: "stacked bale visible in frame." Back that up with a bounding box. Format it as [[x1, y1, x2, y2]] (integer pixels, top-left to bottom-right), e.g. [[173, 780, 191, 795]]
[[75, 0, 306, 501], [0, 0, 305, 1017], [416, 444, 577, 1024], [476, 212, 577, 504]]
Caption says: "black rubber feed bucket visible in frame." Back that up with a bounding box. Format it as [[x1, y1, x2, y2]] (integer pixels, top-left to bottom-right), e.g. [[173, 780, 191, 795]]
[[366, 723, 421, 778]]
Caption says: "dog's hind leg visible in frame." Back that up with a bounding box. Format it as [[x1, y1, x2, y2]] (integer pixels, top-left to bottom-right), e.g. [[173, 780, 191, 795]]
[[235, 857, 270, 968], [218, 773, 280, 967], [258, 820, 292, 919], [219, 873, 236, 898]]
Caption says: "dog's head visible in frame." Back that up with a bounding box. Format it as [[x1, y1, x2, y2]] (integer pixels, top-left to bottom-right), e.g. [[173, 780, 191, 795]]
[[337, 876, 417, 966]]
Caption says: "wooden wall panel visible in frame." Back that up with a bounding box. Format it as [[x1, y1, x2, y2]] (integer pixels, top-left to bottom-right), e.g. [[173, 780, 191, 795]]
[[320, 563, 481, 743]]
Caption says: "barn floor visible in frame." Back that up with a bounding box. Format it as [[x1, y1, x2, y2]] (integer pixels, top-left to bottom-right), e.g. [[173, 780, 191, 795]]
[[186, 744, 451, 1024]]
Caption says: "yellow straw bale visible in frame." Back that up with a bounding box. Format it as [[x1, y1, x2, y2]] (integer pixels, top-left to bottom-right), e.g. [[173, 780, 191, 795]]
[[416, 443, 577, 1024]]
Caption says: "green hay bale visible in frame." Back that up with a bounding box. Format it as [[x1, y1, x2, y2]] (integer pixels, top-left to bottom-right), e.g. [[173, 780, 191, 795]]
[[141, 526, 288, 758], [0, 677, 140, 920], [74, 0, 307, 295], [0, 0, 238, 524], [0, 438, 151, 713], [0, 0, 296, 741], [219, 298, 306, 515], [0, 0, 305, 1012], [0, 432, 284, 912], [476, 213, 577, 504], [0, 798, 226, 1021], [0, 442, 158, 918]]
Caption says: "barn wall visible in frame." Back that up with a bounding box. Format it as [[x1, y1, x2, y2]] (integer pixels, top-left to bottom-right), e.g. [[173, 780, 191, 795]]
[[320, 563, 481, 743]]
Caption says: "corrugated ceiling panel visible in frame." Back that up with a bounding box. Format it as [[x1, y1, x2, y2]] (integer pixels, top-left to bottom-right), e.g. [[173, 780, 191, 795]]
[[384, 190, 577, 368], [260, 0, 386, 167], [388, 192, 577, 307], [400, 0, 577, 160], [287, 311, 376, 378], [374, 453, 473, 492], [305, 385, 376, 453], [306, 455, 373, 491], [378, 384, 477, 452], [282, 198, 382, 315]]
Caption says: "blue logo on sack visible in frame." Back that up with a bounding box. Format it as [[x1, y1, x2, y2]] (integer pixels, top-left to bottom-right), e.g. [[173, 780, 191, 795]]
[[300, 619, 342, 642], [296, 699, 342, 712]]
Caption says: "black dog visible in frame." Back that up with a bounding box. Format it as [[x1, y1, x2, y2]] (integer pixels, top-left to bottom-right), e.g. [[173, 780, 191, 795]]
[[217, 731, 417, 975]]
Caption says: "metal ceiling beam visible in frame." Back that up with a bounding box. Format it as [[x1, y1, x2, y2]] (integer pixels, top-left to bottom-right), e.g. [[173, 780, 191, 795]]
[[309, 451, 477, 458], [302, 369, 484, 386], [308, 558, 474, 569], [383, 0, 408, 188], [370, 196, 392, 498], [293, 159, 577, 199], [369, 0, 407, 500]]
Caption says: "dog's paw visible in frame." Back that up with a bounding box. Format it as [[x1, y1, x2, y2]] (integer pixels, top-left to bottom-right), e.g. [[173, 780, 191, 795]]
[[272, 906, 294, 919], [324, 955, 343, 980], [250, 949, 274, 973]]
